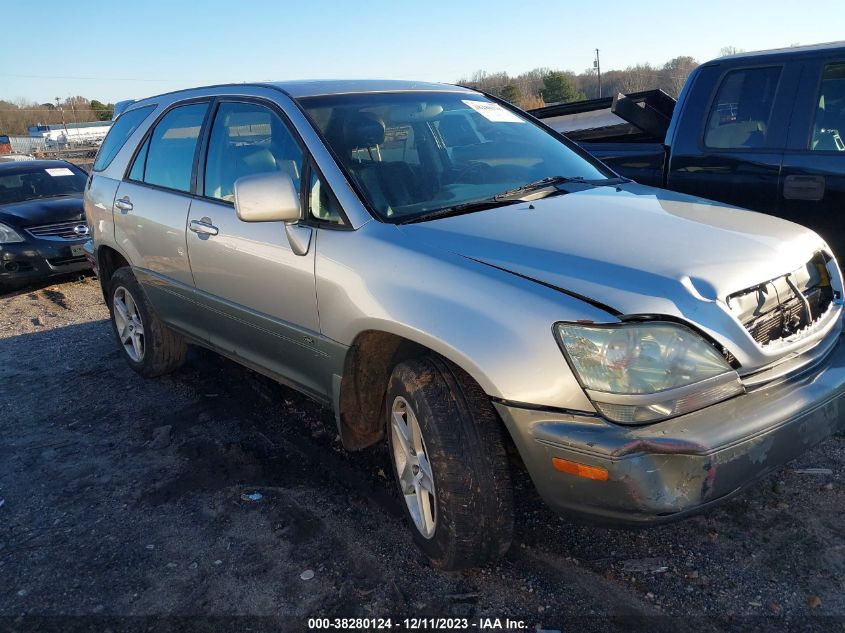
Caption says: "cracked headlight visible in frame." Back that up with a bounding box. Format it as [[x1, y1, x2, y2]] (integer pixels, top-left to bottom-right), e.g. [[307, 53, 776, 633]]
[[0, 222, 24, 244], [556, 321, 743, 424]]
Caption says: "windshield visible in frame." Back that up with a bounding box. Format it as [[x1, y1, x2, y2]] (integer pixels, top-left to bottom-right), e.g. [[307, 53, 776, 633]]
[[0, 164, 87, 204], [298, 92, 610, 222]]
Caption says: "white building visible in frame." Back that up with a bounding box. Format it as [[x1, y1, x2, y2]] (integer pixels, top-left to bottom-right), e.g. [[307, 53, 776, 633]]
[[27, 121, 112, 147]]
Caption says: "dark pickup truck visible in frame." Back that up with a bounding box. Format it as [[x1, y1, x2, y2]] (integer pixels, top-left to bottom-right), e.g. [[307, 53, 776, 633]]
[[531, 41, 845, 258]]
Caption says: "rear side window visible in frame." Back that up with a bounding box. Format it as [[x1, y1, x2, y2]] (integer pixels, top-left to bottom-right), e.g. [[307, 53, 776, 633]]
[[92, 106, 154, 172], [810, 62, 845, 151], [704, 66, 781, 149], [133, 103, 208, 193]]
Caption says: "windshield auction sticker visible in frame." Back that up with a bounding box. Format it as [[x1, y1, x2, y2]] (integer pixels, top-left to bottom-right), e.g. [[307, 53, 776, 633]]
[[462, 100, 525, 123], [45, 168, 75, 177]]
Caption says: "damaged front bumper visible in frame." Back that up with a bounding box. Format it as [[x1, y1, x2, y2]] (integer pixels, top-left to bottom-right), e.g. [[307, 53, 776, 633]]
[[496, 333, 845, 525]]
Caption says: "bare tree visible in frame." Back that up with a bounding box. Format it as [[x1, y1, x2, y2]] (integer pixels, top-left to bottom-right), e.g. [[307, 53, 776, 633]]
[[618, 64, 658, 94], [660, 56, 699, 97]]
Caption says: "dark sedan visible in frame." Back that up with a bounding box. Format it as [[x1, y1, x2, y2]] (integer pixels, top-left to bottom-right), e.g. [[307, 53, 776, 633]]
[[0, 160, 91, 292]]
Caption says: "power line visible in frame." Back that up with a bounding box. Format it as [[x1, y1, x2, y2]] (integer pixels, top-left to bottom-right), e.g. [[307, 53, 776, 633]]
[[0, 72, 193, 82]]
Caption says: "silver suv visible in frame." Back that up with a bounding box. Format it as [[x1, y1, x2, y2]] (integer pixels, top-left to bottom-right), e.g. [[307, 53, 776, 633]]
[[86, 80, 845, 570]]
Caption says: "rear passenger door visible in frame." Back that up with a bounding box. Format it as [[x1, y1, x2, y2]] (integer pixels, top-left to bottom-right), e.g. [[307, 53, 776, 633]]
[[667, 63, 796, 212], [780, 59, 845, 259], [114, 100, 211, 338], [186, 99, 324, 396]]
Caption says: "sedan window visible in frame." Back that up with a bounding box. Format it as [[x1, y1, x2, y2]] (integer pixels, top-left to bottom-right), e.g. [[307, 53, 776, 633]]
[[0, 165, 87, 204]]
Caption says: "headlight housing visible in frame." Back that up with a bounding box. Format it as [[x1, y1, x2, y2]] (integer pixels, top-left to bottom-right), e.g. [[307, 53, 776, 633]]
[[555, 321, 743, 424], [0, 222, 24, 244]]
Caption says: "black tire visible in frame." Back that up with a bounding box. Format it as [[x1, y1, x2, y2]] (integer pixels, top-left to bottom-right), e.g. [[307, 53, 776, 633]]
[[386, 356, 513, 570], [107, 266, 186, 377]]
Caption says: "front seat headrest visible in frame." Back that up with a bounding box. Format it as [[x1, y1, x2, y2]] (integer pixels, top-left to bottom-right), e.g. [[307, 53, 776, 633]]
[[343, 112, 386, 150]]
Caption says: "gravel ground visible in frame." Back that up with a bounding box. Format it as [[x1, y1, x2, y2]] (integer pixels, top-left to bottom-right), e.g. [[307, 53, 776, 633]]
[[0, 276, 843, 632]]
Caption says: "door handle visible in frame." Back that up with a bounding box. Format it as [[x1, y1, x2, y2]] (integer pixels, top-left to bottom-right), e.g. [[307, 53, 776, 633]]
[[114, 196, 133, 212], [189, 218, 219, 236], [783, 175, 825, 201]]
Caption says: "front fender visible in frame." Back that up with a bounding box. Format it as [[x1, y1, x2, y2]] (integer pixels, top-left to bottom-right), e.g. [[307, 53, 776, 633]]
[[315, 222, 616, 412]]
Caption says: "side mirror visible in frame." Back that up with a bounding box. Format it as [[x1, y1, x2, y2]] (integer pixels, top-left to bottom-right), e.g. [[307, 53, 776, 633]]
[[233, 171, 312, 256], [233, 172, 300, 223]]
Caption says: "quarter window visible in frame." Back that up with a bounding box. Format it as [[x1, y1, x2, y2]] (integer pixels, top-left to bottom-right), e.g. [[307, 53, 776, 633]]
[[204, 102, 303, 202], [92, 105, 154, 172], [810, 62, 845, 151], [308, 168, 343, 224], [128, 137, 149, 182], [135, 103, 208, 193], [704, 67, 781, 149]]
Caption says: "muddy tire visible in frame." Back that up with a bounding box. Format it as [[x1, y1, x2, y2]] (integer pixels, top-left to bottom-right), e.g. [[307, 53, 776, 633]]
[[386, 356, 513, 570], [107, 267, 186, 377]]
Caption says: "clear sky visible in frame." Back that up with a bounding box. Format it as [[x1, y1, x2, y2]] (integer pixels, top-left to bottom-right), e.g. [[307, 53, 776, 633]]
[[2, 0, 843, 104]]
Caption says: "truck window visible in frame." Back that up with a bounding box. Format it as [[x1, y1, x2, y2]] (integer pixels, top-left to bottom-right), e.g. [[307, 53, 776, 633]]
[[704, 67, 781, 150], [810, 62, 845, 151]]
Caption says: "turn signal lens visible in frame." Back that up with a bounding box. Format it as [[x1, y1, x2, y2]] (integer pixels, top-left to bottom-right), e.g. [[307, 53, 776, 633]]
[[551, 457, 609, 481]]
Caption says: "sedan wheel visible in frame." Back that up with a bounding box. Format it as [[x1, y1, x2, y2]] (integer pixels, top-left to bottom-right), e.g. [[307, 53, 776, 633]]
[[390, 395, 437, 538], [112, 286, 145, 362]]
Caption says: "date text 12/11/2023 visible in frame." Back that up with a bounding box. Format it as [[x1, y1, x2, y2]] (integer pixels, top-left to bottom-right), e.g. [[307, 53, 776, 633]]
[[307, 617, 529, 630]]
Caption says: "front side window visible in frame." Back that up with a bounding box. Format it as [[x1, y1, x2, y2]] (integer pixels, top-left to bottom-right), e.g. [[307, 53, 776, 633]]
[[704, 67, 781, 149], [811, 62, 845, 151], [204, 102, 303, 202], [134, 103, 208, 193], [299, 92, 609, 222], [93, 105, 153, 171]]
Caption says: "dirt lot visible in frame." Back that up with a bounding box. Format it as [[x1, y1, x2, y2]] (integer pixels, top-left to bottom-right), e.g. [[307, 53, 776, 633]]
[[1, 276, 844, 632]]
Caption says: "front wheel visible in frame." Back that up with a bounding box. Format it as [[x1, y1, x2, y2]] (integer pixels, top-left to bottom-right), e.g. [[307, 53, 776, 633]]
[[386, 356, 513, 570], [107, 267, 186, 377]]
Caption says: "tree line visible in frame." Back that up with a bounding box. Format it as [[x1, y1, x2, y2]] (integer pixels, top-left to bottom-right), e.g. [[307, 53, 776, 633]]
[[457, 55, 701, 110], [0, 96, 114, 135]]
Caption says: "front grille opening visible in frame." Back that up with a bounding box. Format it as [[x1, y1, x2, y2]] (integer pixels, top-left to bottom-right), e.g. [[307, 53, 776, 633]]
[[48, 255, 86, 267], [727, 252, 835, 347], [26, 220, 88, 241]]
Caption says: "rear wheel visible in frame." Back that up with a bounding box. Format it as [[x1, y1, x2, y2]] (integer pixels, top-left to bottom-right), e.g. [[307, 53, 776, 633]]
[[386, 356, 513, 570], [107, 267, 186, 377]]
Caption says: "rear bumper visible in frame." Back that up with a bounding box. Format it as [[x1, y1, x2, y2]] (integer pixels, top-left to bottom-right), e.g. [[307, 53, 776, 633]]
[[496, 334, 845, 525], [0, 239, 90, 288]]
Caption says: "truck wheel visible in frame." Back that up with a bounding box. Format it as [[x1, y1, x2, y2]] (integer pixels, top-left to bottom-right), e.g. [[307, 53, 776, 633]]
[[107, 267, 186, 377], [386, 356, 513, 570]]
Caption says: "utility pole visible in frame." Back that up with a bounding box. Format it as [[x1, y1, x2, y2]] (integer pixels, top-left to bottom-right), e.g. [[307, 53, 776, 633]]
[[56, 96, 69, 142], [594, 48, 602, 98]]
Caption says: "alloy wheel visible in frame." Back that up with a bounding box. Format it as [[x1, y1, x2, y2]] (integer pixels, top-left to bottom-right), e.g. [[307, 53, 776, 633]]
[[113, 286, 145, 362], [390, 395, 437, 538]]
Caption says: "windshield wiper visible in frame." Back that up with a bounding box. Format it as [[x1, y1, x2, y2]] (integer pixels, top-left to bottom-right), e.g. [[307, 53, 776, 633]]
[[398, 198, 520, 224], [492, 175, 587, 201], [396, 175, 622, 225]]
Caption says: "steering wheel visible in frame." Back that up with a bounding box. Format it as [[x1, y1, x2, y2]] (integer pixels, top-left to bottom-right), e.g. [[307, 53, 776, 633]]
[[453, 160, 496, 184]]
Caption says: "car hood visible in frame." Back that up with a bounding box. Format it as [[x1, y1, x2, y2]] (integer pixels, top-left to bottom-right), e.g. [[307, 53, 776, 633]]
[[0, 195, 84, 228], [397, 183, 827, 322]]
